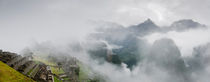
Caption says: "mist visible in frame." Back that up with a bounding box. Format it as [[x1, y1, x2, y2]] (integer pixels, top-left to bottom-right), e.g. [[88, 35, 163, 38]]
[[1, 0, 210, 52], [1, 0, 210, 82], [144, 28, 210, 57]]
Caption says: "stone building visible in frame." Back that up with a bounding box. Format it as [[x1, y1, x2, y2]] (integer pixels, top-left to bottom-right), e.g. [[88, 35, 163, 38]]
[[0, 50, 51, 82]]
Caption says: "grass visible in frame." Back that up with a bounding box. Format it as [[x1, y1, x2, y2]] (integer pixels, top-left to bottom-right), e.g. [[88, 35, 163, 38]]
[[33, 56, 56, 66], [27, 68, 34, 75], [54, 76, 62, 82], [33, 55, 65, 75], [34, 61, 40, 64], [51, 67, 65, 75], [63, 77, 70, 81], [78, 62, 91, 82], [0, 61, 35, 82]]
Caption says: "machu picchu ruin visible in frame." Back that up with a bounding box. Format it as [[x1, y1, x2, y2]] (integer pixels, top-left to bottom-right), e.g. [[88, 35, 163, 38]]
[[0, 49, 82, 82]]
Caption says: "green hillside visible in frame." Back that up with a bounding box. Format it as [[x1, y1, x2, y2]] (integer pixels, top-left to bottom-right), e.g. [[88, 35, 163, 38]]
[[0, 61, 35, 82]]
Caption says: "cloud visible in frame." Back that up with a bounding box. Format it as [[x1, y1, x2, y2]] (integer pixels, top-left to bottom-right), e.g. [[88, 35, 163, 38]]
[[1, 1, 210, 81], [23, 38, 192, 82], [143, 28, 210, 56], [1, 0, 210, 52]]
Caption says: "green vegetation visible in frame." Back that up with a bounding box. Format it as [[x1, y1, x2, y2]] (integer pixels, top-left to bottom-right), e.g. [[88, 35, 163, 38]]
[[33, 55, 66, 81], [33, 56, 56, 66], [34, 61, 40, 64], [0, 61, 35, 82], [33, 55, 64, 75], [27, 68, 34, 75], [78, 62, 91, 82], [51, 67, 65, 75], [63, 77, 70, 81], [78, 62, 105, 82], [54, 76, 62, 82]]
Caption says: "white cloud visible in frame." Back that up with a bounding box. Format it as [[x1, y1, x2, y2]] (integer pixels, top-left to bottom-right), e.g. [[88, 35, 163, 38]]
[[0, 0, 210, 53], [143, 28, 210, 56]]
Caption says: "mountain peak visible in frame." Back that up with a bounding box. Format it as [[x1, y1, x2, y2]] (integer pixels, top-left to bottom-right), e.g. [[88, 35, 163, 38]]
[[136, 18, 159, 29], [128, 18, 160, 36], [171, 19, 205, 30], [145, 18, 152, 22], [140, 18, 154, 25]]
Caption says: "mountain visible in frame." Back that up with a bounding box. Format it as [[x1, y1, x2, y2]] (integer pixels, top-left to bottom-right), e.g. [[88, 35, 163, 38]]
[[150, 38, 182, 63], [87, 18, 207, 69], [128, 19, 160, 36], [187, 43, 210, 71], [149, 38, 191, 82], [170, 19, 206, 31]]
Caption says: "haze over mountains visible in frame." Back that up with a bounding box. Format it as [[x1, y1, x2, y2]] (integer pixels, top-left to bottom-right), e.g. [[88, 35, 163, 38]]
[[2, 16, 210, 82], [88, 18, 207, 68], [1, 0, 210, 82], [78, 19, 209, 82]]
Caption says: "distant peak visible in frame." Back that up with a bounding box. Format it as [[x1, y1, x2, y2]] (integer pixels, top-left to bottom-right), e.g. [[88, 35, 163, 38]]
[[173, 19, 196, 24], [146, 18, 152, 22], [169, 19, 206, 31], [143, 18, 153, 24], [171, 19, 205, 27], [128, 18, 159, 34], [135, 18, 156, 27]]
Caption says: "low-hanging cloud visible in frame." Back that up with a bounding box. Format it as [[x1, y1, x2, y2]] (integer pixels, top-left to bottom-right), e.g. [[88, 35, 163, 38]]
[[143, 27, 210, 56], [1, 0, 210, 82], [24, 37, 210, 82], [1, 0, 210, 52]]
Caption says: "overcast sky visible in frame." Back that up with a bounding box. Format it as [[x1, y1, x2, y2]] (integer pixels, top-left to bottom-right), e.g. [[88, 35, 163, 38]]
[[0, 0, 210, 52]]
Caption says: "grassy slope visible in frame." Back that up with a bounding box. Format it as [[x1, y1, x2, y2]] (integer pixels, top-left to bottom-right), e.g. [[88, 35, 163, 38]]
[[54, 76, 62, 82], [33, 56, 56, 66], [0, 61, 35, 82], [78, 62, 91, 82], [33, 55, 64, 82], [33, 56, 64, 75], [51, 67, 65, 75]]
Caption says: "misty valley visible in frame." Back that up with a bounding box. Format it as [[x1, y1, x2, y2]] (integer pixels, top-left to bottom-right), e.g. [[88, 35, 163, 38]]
[[1, 19, 210, 82], [1, 0, 210, 82]]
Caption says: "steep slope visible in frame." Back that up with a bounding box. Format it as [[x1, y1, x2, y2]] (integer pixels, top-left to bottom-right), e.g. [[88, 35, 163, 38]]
[[0, 61, 35, 82], [149, 38, 191, 82]]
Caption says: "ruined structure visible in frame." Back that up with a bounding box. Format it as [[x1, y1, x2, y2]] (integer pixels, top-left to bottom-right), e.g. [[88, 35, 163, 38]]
[[0, 49, 83, 82], [0, 50, 50, 82], [62, 57, 80, 82], [34, 63, 49, 82]]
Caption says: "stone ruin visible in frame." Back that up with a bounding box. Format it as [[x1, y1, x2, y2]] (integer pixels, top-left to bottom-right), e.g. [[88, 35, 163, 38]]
[[0, 49, 50, 82], [62, 57, 80, 82], [34, 63, 49, 82], [0, 50, 17, 63]]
